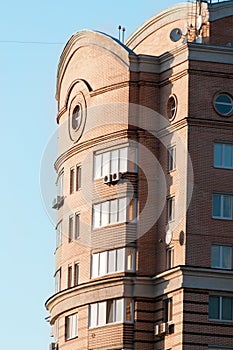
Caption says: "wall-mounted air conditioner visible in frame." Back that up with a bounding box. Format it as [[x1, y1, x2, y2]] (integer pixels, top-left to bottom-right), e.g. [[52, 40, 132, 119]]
[[52, 196, 64, 209], [104, 174, 111, 184], [111, 172, 121, 182], [49, 342, 58, 350]]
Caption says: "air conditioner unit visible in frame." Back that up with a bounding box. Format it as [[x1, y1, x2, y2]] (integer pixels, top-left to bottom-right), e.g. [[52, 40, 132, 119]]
[[159, 322, 166, 334], [154, 324, 160, 336], [167, 322, 175, 334], [111, 172, 121, 182], [104, 174, 111, 184], [52, 196, 64, 209], [52, 197, 58, 209], [49, 343, 58, 350]]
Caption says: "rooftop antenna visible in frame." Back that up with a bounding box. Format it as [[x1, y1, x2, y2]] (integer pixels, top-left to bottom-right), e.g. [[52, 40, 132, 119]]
[[118, 25, 126, 43], [122, 27, 126, 43], [118, 25, 121, 41]]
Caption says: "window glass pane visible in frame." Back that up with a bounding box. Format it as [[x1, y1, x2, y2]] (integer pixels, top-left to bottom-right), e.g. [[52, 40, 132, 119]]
[[92, 253, 99, 278], [58, 173, 64, 197], [70, 168, 75, 193], [128, 198, 136, 221], [115, 299, 123, 322], [71, 314, 78, 338], [168, 197, 174, 222], [55, 269, 61, 293], [224, 144, 232, 168], [119, 147, 128, 173], [74, 263, 79, 285], [118, 197, 127, 222], [129, 147, 136, 172], [69, 216, 73, 241], [213, 194, 221, 217], [93, 204, 101, 229], [168, 147, 176, 171], [214, 143, 222, 167], [211, 245, 220, 268], [125, 298, 133, 322], [222, 246, 232, 269], [103, 152, 110, 176], [106, 300, 114, 323], [222, 297, 232, 321], [76, 166, 81, 190], [116, 248, 124, 271], [98, 301, 106, 326], [111, 150, 119, 174], [68, 266, 72, 288], [75, 214, 80, 239], [110, 199, 118, 224], [56, 221, 62, 247], [223, 195, 232, 218], [90, 303, 97, 328], [99, 251, 107, 276], [166, 248, 174, 269], [108, 250, 116, 273], [126, 248, 134, 271], [101, 201, 109, 227], [209, 296, 220, 319], [94, 154, 102, 179]]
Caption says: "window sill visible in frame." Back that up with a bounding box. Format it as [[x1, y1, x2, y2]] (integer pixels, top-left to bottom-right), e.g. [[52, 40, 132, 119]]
[[89, 320, 134, 330], [65, 336, 79, 342], [209, 318, 233, 323], [212, 216, 232, 221], [214, 166, 233, 170]]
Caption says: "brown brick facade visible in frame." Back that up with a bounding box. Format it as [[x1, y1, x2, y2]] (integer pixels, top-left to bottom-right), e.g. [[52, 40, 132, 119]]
[[46, 2, 233, 350]]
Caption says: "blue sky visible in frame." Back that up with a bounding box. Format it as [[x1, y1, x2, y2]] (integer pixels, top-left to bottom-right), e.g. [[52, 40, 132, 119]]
[[0, 0, 181, 349]]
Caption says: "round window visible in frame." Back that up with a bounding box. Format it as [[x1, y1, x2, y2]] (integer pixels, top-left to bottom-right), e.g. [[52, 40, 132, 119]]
[[71, 104, 82, 130], [214, 93, 233, 116], [167, 95, 177, 120]]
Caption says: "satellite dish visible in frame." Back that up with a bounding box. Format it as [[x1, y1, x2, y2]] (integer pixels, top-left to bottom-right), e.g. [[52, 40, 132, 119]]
[[170, 28, 182, 42], [196, 15, 202, 30], [182, 25, 188, 36], [165, 229, 173, 245]]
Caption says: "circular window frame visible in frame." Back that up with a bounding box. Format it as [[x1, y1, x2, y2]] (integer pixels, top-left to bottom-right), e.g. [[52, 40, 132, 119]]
[[71, 104, 82, 131], [167, 95, 177, 121], [213, 92, 233, 117], [68, 91, 87, 142]]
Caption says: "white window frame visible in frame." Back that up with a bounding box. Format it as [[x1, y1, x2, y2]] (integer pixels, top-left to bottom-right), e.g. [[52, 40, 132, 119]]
[[57, 171, 64, 198], [211, 244, 232, 270], [91, 248, 136, 278], [68, 215, 74, 242], [212, 194, 232, 220], [209, 295, 233, 322], [214, 142, 233, 169], [166, 247, 174, 269], [89, 298, 134, 328], [93, 146, 137, 180], [167, 197, 175, 222], [168, 146, 176, 172], [56, 220, 62, 248], [65, 313, 78, 340], [70, 167, 75, 194], [92, 197, 137, 229], [55, 269, 61, 293], [74, 262, 79, 286]]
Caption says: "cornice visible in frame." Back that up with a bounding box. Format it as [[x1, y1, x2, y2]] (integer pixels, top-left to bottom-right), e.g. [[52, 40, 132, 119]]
[[54, 130, 134, 171], [90, 81, 129, 97], [188, 42, 233, 65], [187, 117, 233, 129], [46, 265, 233, 324]]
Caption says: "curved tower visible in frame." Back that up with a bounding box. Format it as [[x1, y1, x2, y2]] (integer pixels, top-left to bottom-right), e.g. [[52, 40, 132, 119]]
[[46, 2, 233, 349]]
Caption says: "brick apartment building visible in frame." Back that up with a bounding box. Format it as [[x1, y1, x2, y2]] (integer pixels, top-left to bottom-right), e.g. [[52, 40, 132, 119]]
[[45, 1, 233, 349]]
